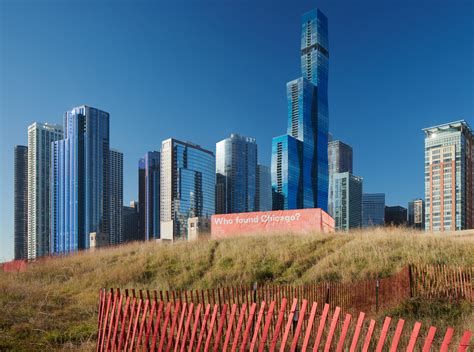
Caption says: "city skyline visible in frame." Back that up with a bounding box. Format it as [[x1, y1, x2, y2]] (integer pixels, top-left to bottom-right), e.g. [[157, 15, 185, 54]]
[[1, 0, 473, 260]]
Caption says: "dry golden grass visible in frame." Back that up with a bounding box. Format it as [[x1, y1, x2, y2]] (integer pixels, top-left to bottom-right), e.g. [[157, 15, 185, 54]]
[[0, 228, 473, 350]]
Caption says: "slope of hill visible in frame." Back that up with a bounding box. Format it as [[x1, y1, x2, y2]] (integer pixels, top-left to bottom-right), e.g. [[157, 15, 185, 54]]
[[1, 228, 473, 351]]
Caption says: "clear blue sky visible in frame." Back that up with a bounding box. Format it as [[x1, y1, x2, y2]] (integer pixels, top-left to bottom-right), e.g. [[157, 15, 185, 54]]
[[0, 0, 472, 261]]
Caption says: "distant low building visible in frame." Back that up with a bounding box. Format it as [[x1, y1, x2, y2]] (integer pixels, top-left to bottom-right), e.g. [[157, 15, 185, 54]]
[[187, 217, 211, 241], [362, 193, 385, 227], [89, 232, 109, 250], [385, 206, 407, 226], [408, 199, 425, 229]]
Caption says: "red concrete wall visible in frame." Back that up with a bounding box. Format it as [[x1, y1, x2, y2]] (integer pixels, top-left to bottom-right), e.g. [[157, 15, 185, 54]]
[[211, 208, 335, 238], [1, 260, 27, 273]]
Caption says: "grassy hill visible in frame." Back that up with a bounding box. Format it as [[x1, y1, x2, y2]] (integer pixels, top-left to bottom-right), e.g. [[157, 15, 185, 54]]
[[1, 228, 473, 351]]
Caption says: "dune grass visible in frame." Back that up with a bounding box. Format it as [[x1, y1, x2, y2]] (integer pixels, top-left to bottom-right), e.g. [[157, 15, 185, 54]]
[[0, 228, 473, 350]]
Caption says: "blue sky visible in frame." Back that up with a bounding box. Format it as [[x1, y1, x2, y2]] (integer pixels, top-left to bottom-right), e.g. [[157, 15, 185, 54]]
[[0, 0, 472, 261]]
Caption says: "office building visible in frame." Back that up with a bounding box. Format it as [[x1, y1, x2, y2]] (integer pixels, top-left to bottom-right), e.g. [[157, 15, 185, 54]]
[[123, 201, 140, 242], [215, 134, 257, 214], [329, 172, 363, 230], [256, 164, 272, 211], [51, 105, 110, 254], [362, 193, 385, 227], [385, 206, 407, 226], [138, 151, 160, 240], [160, 138, 215, 240], [423, 120, 473, 231], [271, 9, 329, 211], [14, 145, 28, 260], [408, 199, 425, 229], [27, 122, 63, 259], [109, 149, 123, 245], [328, 140, 353, 217]]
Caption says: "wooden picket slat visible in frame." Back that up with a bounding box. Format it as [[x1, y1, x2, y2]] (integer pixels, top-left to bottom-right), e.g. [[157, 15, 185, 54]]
[[389, 318, 405, 352], [457, 330, 472, 352], [362, 319, 376, 352], [323, 306, 341, 352], [349, 311, 365, 352], [406, 321, 422, 352], [336, 313, 352, 352], [422, 326, 437, 352], [440, 327, 454, 352]]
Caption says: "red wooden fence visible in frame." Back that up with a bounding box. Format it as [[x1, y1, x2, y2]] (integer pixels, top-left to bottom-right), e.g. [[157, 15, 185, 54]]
[[96, 288, 472, 351]]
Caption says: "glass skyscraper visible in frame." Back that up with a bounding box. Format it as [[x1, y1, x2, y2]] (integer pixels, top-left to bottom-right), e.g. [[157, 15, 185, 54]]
[[423, 120, 473, 231], [256, 164, 272, 211], [328, 140, 353, 217], [362, 193, 386, 227], [109, 149, 123, 245], [160, 138, 215, 240], [138, 151, 161, 240], [271, 8, 329, 211], [330, 172, 363, 231], [51, 105, 110, 254], [14, 145, 28, 260], [408, 199, 425, 229], [215, 134, 257, 214], [27, 122, 63, 259]]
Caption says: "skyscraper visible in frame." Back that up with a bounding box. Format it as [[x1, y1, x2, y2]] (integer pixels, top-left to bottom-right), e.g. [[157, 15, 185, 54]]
[[271, 9, 329, 211], [123, 201, 139, 242], [51, 105, 110, 254], [14, 145, 28, 260], [423, 120, 473, 231], [109, 149, 123, 245], [256, 164, 272, 211], [328, 140, 353, 217], [385, 206, 407, 226], [329, 172, 362, 231], [27, 122, 63, 259], [362, 193, 385, 227], [138, 151, 160, 240], [408, 199, 425, 229], [215, 134, 257, 214], [160, 138, 215, 240]]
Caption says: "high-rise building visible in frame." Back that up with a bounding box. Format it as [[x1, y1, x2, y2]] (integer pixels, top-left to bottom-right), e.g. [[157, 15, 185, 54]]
[[408, 199, 425, 229], [271, 9, 329, 211], [329, 172, 362, 231], [123, 201, 139, 242], [109, 149, 123, 245], [27, 122, 63, 259], [215, 134, 257, 214], [256, 164, 272, 211], [328, 140, 353, 217], [138, 151, 160, 241], [362, 193, 385, 227], [385, 206, 407, 226], [14, 145, 28, 260], [328, 140, 353, 175], [51, 105, 110, 254], [423, 120, 473, 231], [160, 138, 215, 240]]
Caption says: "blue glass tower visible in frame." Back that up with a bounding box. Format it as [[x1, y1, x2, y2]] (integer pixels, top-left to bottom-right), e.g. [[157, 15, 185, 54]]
[[138, 151, 161, 241], [215, 134, 257, 214], [51, 105, 110, 254], [271, 8, 329, 211]]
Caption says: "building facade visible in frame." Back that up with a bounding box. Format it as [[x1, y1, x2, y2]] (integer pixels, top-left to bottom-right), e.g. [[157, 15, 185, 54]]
[[109, 149, 123, 245], [14, 145, 28, 260], [385, 206, 407, 226], [362, 193, 385, 227], [51, 105, 110, 254], [256, 164, 272, 211], [123, 201, 140, 242], [329, 172, 362, 231], [215, 134, 257, 214], [408, 199, 425, 229], [328, 140, 353, 217], [423, 120, 473, 231], [160, 139, 215, 240], [27, 122, 63, 259], [271, 8, 329, 211], [138, 151, 160, 240]]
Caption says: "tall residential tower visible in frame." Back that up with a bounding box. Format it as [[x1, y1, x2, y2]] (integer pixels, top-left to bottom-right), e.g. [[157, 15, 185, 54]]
[[14, 145, 28, 260], [109, 149, 123, 245], [271, 9, 329, 211], [423, 120, 473, 231], [27, 122, 63, 259], [138, 151, 161, 240], [51, 106, 110, 254]]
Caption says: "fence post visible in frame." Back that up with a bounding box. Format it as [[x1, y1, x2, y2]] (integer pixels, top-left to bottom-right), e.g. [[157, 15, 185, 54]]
[[375, 279, 380, 313], [408, 265, 414, 298]]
